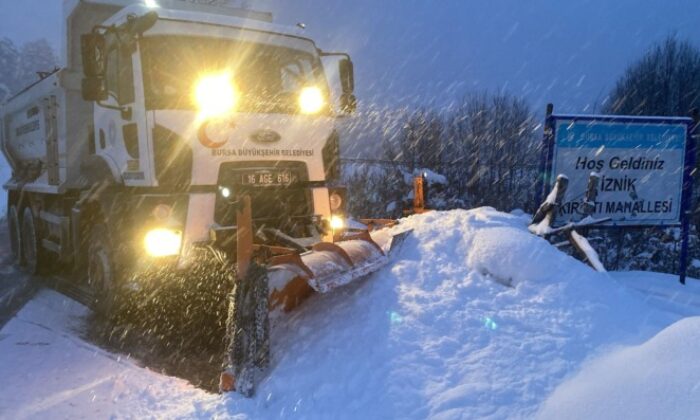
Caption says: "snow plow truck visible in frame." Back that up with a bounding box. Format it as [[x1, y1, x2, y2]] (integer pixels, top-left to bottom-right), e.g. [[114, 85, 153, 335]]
[[1, 0, 408, 395]]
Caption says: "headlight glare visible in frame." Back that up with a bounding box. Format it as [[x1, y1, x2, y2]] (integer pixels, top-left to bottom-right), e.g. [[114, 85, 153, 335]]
[[330, 215, 345, 230], [144, 228, 182, 257], [194, 73, 237, 118], [299, 86, 325, 114]]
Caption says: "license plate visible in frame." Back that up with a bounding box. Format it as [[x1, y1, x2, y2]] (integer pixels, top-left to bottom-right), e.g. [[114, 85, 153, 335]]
[[240, 170, 297, 186]]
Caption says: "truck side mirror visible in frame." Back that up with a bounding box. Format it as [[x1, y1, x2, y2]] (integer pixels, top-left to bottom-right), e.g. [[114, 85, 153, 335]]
[[81, 33, 105, 77], [80, 33, 108, 102], [338, 58, 356, 113], [126, 11, 159, 37]]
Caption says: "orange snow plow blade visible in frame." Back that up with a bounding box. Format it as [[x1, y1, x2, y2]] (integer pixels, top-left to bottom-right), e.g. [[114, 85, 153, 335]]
[[266, 229, 411, 312], [221, 196, 411, 396]]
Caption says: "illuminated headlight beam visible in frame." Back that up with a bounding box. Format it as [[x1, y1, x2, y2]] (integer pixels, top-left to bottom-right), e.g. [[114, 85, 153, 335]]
[[299, 86, 325, 114], [194, 73, 237, 119], [330, 215, 345, 230], [144, 228, 182, 257]]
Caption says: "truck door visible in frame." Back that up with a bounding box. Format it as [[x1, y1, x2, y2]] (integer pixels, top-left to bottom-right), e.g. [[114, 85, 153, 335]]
[[93, 44, 152, 187]]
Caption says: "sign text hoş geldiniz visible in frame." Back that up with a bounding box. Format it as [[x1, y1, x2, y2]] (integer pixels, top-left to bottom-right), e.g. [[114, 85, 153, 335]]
[[550, 117, 690, 227]]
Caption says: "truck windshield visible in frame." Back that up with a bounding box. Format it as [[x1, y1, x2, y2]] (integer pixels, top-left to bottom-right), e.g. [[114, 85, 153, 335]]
[[140, 35, 327, 114]]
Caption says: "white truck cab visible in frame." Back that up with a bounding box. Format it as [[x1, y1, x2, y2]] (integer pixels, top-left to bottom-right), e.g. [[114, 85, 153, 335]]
[[1, 0, 357, 299]]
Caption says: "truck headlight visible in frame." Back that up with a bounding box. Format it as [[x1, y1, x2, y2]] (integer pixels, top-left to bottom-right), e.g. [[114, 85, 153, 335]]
[[299, 86, 325, 114], [330, 215, 345, 230], [194, 73, 237, 118], [144, 228, 182, 257]]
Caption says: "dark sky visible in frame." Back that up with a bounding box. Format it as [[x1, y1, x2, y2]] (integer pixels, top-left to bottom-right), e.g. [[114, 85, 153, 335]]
[[2, 0, 699, 115]]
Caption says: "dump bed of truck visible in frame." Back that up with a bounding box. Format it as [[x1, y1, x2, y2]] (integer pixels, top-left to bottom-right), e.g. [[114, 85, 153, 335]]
[[0, 67, 89, 193]]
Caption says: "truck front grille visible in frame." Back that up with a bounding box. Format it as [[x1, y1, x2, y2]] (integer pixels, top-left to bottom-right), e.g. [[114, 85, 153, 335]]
[[215, 162, 314, 238]]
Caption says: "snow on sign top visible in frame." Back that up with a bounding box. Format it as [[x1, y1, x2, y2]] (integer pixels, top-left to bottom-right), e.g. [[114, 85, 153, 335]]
[[547, 114, 693, 227]]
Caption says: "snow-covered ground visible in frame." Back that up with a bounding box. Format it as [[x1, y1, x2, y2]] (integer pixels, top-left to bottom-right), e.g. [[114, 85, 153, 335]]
[[1, 208, 699, 419]]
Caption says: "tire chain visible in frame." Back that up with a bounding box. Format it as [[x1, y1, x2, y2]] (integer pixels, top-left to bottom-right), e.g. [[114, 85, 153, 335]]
[[224, 261, 270, 397]]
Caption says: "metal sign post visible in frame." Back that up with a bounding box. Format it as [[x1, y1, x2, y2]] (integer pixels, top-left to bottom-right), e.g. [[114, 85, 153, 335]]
[[679, 110, 699, 284], [535, 104, 555, 206]]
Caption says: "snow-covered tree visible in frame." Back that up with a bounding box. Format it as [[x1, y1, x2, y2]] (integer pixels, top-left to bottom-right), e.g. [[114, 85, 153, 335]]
[[605, 36, 700, 117], [16, 39, 58, 88], [397, 110, 444, 172], [0, 38, 58, 102], [0, 37, 21, 102], [593, 36, 700, 277], [343, 92, 539, 217], [442, 92, 538, 211]]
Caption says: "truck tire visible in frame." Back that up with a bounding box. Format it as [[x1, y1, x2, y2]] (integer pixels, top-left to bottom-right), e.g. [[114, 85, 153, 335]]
[[21, 207, 42, 275], [8, 205, 22, 265], [87, 223, 119, 315]]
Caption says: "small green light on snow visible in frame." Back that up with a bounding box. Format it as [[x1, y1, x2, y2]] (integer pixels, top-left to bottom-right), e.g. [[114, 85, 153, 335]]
[[483, 316, 498, 330], [388, 311, 403, 324]]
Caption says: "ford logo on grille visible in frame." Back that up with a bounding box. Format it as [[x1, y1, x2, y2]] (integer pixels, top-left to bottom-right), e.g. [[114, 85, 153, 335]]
[[250, 129, 281, 143]]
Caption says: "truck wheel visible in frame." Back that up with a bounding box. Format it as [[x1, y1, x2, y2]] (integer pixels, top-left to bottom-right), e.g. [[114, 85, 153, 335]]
[[87, 223, 118, 315], [8, 205, 22, 265], [21, 207, 42, 274]]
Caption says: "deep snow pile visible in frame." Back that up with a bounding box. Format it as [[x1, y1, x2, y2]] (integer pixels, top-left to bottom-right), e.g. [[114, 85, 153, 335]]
[[538, 316, 700, 419], [535, 272, 700, 419], [1, 208, 697, 419]]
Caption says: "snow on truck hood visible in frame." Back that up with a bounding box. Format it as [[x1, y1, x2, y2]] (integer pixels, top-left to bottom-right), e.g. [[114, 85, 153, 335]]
[[0, 208, 695, 419]]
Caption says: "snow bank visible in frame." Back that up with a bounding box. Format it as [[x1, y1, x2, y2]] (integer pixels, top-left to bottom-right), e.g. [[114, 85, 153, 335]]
[[538, 316, 700, 420], [202, 208, 676, 419], [0, 208, 693, 419]]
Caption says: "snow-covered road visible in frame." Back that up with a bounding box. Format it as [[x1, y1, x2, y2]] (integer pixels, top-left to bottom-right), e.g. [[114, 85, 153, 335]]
[[0, 229, 37, 329], [0, 289, 214, 419], [1, 209, 699, 419]]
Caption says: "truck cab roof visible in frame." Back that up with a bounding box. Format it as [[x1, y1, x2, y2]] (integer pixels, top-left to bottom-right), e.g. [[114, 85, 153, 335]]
[[63, 0, 276, 24], [62, 0, 311, 70]]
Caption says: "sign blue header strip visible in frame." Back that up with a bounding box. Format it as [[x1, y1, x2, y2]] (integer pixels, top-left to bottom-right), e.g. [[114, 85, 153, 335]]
[[555, 120, 687, 149]]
